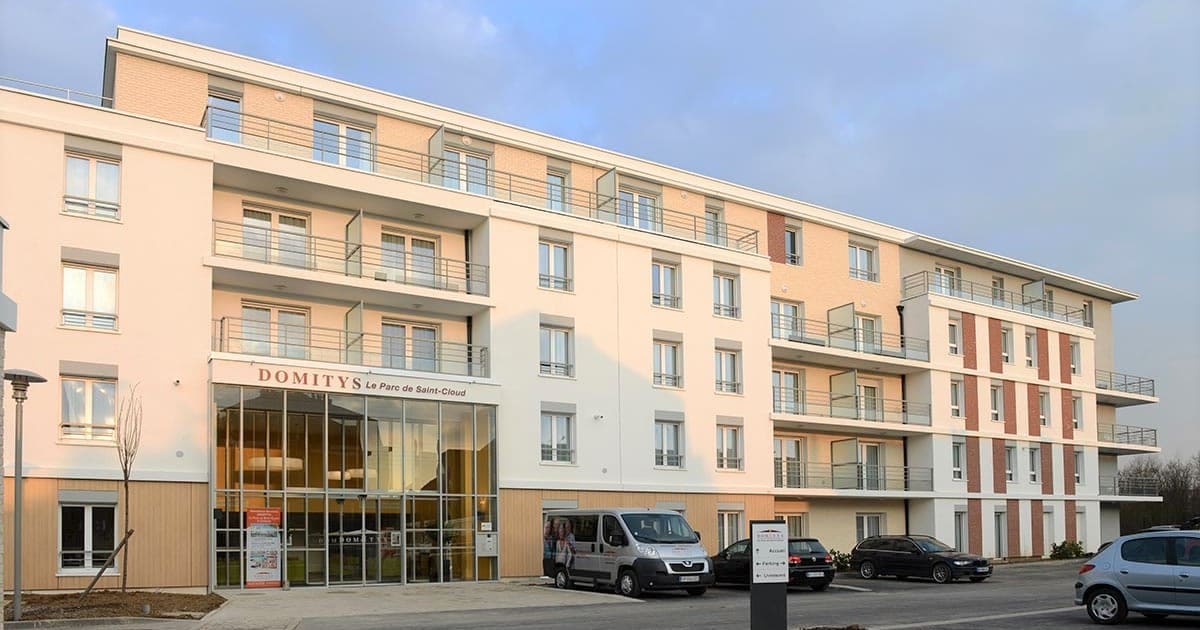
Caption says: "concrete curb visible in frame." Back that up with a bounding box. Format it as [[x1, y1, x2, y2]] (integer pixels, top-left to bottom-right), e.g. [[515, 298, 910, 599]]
[[5, 617, 183, 629]]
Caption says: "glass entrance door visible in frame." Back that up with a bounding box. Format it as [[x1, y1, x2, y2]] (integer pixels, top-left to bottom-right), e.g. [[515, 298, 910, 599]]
[[328, 496, 364, 584]]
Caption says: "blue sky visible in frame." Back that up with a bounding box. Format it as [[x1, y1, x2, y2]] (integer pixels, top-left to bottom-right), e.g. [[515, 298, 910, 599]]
[[2, 0, 1197, 457]]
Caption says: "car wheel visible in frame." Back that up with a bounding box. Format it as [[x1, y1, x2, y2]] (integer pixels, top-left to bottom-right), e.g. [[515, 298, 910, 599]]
[[1086, 587, 1128, 625], [932, 563, 952, 584], [618, 569, 642, 598], [554, 566, 572, 590], [811, 581, 831, 592], [969, 576, 988, 583], [686, 587, 707, 596], [858, 560, 877, 580]]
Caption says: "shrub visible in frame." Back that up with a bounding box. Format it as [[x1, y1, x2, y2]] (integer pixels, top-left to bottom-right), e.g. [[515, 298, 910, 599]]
[[828, 549, 853, 571], [1050, 540, 1086, 559]]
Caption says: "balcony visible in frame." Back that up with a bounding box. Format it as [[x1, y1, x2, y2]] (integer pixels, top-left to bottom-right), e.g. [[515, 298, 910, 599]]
[[202, 107, 760, 253], [1097, 424, 1159, 455], [774, 461, 934, 492], [773, 388, 932, 433], [212, 317, 488, 377], [903, 271, 1088, 326], [213, 220, 488, 296], [770, 314, 930, 373], [1098, 475, 1159, 498], [1095, 369, 1158, 406]]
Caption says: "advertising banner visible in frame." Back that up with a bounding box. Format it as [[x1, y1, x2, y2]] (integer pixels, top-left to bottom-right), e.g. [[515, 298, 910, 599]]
[[246, 507, 282, 588]]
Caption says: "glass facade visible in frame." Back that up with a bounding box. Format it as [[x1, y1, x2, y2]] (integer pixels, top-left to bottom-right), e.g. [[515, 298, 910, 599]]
[[213, 385, 497, 587]]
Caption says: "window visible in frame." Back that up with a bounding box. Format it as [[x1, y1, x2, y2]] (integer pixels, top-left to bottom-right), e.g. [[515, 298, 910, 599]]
[[655, 420, 683, 467], [1074, 451, 1083, 484], [381, 322, 437, 371], [378, 231, 438, 286], [1069, 341, 1081, 375], [1072, 395, 1082, 430], [716, 426, 742, 470], [653, 340, 681, 387], [717, 511, 742, 550], [954, 510, 968, 552], [784, 226, 801, 265], [617, 190, 660, 231], [951, 439, 964, 481], [539, 326, 573, 376], [990, 384, 1003, 422], [714, 349, 741, 394], [857, 380, 882, 421], [855, 513, 882, 542], [61, 378, 116, 440], [1120, 538, 1169, 565], [994, 512, 1008, 557], [540, 413, 574, 463], [206, 93, 241, 142], [241, 208, 309, 268], [780, 514, 806, 538], [1039, 391, 1050, 426], [1005, 446, 1016, 482], [1029, 447, 1040, 483], [651, 262, 680, 308], [64, 154, 120, 218], [443, 149, 489, 194], [1082, 300, 1094, 327], [774, 437, 805, 488], [950, 378, 964, 418], [538, 241, 572, 291], [934, 265, 959, 294], [948, 320, 961, 355], [704, 207, 725, 245], [991, 276, 1005, 303], [712, 274, 739, 317], [62, 265, 117, 330], [1000, 326, 1012, 363], [546, 172, 566, 211], [1025, 332, 1038, 368], [771, 301, 803, 338], [848, 243, 877, 281], [312, 119, 373, 170], [60, 503, 116, 571], [1173, 538, 1200, 567], [238, 304, 307, 359], [772, 370, 802, 414]]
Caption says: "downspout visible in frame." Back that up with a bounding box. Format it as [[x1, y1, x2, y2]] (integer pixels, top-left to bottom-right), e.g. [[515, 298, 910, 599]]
[[897, 304, 910, 533]]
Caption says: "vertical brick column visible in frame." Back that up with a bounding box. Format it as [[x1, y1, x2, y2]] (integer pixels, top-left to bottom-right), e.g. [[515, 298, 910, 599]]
[[968, 499, 983, 555], [1026, 383, 1041, 437], [1031, 499, 1045, 557], [1058, 332, 1073, 384], [1063, 444, 1077, 495], [766, 212, 786, 263], [1061, 389, 1074, 440], [964, 375, 980, 431], [988, 318, 1003, 373], [1041, 444, 1054, 495], [1003, 381, 1017, 434], [1065, 500, 1077, 543], [962, 313, 978, 370], [966, 437, 982, 493], [992, 439, 1008, 493], [1006, 500, 1021, 558], [1036, 328, 1050, 380]]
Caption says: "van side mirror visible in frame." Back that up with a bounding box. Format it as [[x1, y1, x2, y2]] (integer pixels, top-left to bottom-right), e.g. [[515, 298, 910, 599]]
[[608, 534, 626, 547]]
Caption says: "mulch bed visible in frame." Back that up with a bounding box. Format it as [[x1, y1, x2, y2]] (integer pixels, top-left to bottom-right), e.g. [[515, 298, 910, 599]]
[[4, 591, 225, 621]]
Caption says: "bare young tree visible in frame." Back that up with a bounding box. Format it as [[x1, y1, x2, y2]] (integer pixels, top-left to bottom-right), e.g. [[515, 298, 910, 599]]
[[115, 384, 143, 593]]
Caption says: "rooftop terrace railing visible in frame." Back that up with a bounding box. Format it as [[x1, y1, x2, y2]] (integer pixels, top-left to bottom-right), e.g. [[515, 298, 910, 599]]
[[1097, 424, 1158, 448], [201, 106, 760, 253], [903, 271, 1088, 326], [771, 313, 930, 361], [1096, 369, 1156, 397], [0, 76, 113, 107]]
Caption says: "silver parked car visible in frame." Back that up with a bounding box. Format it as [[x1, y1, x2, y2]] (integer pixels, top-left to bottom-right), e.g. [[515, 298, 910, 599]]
[[1074, 529, 1200, 624]]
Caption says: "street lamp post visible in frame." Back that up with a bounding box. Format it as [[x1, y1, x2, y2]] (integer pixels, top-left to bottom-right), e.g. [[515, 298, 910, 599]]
[[5, 369, 45, 622]]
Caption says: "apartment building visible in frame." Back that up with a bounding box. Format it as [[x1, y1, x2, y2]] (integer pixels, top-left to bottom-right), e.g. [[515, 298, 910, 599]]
[[0, 28, 1160, 591]]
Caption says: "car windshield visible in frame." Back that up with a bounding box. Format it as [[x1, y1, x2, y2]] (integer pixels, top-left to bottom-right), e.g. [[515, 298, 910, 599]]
[[913, 537, 954, 553], [789, 540, 826, 554], [620, 513, 698, 544]]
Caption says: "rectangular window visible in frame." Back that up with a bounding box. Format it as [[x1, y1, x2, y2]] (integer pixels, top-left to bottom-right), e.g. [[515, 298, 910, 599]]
[[60, 503, 116, 570], [60, 377, 116, 440], [62, 264, 117, 330], [954, 511, 968, 552], [990, 384, 1003, 422], [1029, 447, 1040, 483], [716, 426, 742, 470], [950, 378, 964, 418], [538, 241, 572, 291], [206, 93, 242, 143], [241, 208, 310, 268], [64, 154, 120, 219], [991, 276, 1005, 303], [705, 208, 725, 245], [1039, 391, 1050, 426], [933, 265, 959, 295], [1025, 332, 1038, 368], [995, 512, 1007, 557], [1072, 395, 1083, 430], [1069, 341, 1081, 375], [1005, 446, 1016, 482], [238, 304, 308, 359], [784, 227, 801, 265], [651, 262, 681, 308], [717, 511, 742, 550], [653, 340, 681, 387], [855, 513, 883, 542], [546, 172, 566, 211], [948, 321, 961, 355], [540, 413, 575, 463], [381, 321, 438, 371], [1000, 326, 1013, 363], [772, 370, 803, 414], [848, 243, 878, 281], [1074, 451, 1083, 484], [442, 150, 489, 194], [1082, 300, 1094, 327], [617, 190, 661, 231], [312, 118, 373, 171], [771, 301, 803, 339], [951, 439, 964, 481], [714, 349, 741, 394], [655, 420, 683, 467], [712, 274, 739, 318], [539, 326, 573, 376]]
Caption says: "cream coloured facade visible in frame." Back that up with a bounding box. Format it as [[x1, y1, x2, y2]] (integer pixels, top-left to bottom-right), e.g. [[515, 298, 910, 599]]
[[0, 28, 1160, 591]]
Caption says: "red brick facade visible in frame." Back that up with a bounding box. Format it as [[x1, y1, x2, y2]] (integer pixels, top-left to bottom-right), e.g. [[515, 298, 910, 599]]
[[964, 374, 980, 431], [1031, 499, 1045, 557], [966, 436, 982, 493], [1003, 380, 1017, 434], [1061, 389, 1075, 440], [1007, 500, 1021, 558], [1063, 444, 1077, 495], [988, 317, 1003, 373], [1065, 500, 1077, 543], [962, 313, 978, 370], [1041, 443, 1054, 495], [992, 439, 1008, 493], [766, 212, 787, 264], [1059, 332, 1073, 384], [1026, 383, 1041, 437], [968, 499, 983, 555], [1036, 328, 1050, 380]]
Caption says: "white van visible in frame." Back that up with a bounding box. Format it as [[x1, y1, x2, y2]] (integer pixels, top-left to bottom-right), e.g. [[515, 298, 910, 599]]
[[542, 508, 713, 597]]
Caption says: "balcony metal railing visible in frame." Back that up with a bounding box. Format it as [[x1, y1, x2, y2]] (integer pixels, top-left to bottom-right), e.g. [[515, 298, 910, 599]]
[[201, 106, 760, 253], [772, 388, 932, 426], [1099, 475, 1159, 497], [1, 75, 113, 107], [713, 303, 740, 318], [903, 271, 1088, 326], [62, 309, 118, 330], [715, 380, 744, 394], [63, 195, 120, 219], [212, 317, 488, 377], [654, 372, 682, 387], [656, 451, 684, 467], [773, 460, 934, 492], [652, 293, 681, 309], [1096, 369, 1156, 397], [539, 361, 574, 377], [540, 446, 575, 463], [213, 220, 489, 295], [538, 274, 572, 292], [771, 314, 930, 361], [717, 455, 743, 470], [1097, 424, 1158, 448]]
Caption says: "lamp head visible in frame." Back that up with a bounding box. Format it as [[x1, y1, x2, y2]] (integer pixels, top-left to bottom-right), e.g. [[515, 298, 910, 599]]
[[5, 369, 46, 400]]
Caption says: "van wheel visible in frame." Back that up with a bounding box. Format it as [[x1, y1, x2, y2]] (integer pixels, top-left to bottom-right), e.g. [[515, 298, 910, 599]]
[[858, 560, 877, 579], [554, 566, 572, 589], [686, 587, 707, 596], [618, 569, 642, 597]]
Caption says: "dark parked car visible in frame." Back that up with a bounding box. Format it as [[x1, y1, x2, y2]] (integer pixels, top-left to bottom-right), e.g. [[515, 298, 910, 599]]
[[850, 535, 991, 584], [712, 537, 835, 591]]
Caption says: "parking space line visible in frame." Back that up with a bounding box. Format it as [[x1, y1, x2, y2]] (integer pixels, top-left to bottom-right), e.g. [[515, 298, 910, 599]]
[[872, 606, 1077, 629], [829, 584, 871, 592]]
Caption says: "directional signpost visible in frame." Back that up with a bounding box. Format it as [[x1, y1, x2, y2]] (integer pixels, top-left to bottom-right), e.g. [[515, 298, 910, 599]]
[[750, 519, 789, 629]]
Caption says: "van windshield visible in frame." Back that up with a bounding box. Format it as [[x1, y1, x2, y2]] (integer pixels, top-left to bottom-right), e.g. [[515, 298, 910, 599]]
[[620, 513, 699, 544]]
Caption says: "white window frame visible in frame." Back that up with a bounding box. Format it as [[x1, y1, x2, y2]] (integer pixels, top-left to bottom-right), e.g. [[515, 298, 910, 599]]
[[1000, 326, 1013, 364], [206, 92, 242, 142], [714, 349, 742, 394], [951, 439, 964, 481], [717, 511, 743, 550], [60, 377, 117, 441], [1029, 447, 1040, 483], [856, 513, 883, 542], [655, 420, 684, 468], [848, 243, 877, 281], [1072, 395, 1083, 430], [546, 171, 567, 211], [540, 413, 575, 463], [238, 303, 309, 359], [950, 378, 964, 418], [442, 149, 490, 194], [538, 241, 572, 291], [312, 117, 374, 171], [62, 264, 118, 330], [948, 321, 961, 355], [381, 320, 439, 371], [784, 226, 801, 265], [716, 425, 743, 471], [241, 207, 311, 268], [1074, 451, 1084, 484], [58, 502, 118, 574], [990, 384, 1003, 422], [618, 189, 661, 231], [712, 273, 740, 318], [954, 510, 968, 552], [1025, 331, 1038, 368], [651, 262, 681, 309], [64, 153, 120, 219], [1069, 341, 1081, 375], [653, 340, 682, 387], [539, 326, 573, 377], [1005, 446, 1016, 482]]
